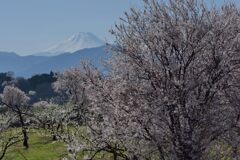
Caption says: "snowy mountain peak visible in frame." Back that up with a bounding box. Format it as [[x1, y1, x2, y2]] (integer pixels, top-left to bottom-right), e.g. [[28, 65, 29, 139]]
[[68, 32, 96, 42], [38, 32, 104, 56]]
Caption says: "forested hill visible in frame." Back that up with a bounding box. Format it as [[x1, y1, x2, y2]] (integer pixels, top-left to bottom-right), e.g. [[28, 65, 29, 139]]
[[0, 72, 57, 103]]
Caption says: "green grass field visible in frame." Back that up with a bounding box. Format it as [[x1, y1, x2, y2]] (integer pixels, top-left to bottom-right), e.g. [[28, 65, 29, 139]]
[[4, 130, 68, 160], [3, 129, 114, 160], [2, 128, 235, 160]]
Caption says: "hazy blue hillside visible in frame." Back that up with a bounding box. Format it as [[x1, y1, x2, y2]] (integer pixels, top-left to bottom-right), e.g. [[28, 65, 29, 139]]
[[0, 46, 108, 77], [0, 52, 49, 76]]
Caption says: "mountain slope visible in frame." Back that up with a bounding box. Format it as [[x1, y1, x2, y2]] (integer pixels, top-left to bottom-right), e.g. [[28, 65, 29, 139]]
[[24, 46, 108, 76], [0, 46, 108, 77], [0, 52, 49, 76]]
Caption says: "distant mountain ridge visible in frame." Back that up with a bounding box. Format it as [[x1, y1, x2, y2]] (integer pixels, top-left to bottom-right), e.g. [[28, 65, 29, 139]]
[[37, 32, 105, 56], [0, 46, 108, 77]]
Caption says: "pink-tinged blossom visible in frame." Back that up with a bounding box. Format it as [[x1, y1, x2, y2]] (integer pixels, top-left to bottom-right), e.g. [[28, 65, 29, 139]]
[[2, 86, 29, 107], [53, 0, 240, 159]]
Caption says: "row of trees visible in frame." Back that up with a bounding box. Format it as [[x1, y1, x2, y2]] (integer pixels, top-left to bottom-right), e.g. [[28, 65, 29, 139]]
[[1, 0, 240, 159], [0, 71, 58, 103]]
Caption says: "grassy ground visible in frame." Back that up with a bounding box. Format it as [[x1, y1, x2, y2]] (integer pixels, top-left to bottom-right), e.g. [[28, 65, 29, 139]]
[[3, 129, 233, 160], [3, 129, 113, 160], [4, 130, 68, 160]]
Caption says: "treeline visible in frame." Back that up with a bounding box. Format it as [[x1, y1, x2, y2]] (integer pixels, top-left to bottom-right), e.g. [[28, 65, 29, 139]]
[[0, 71, 58, 103]]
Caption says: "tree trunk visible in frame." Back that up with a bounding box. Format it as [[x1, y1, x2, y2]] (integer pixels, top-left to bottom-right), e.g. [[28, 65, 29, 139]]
[[175, 145, 202, 160], [18, 110, 29, 149], [232, 147, 239, 160], [52, 134, 57, 141], [113, 152, 117, 160], [132, 155, 139, 160], [22, 128, 29, 149]]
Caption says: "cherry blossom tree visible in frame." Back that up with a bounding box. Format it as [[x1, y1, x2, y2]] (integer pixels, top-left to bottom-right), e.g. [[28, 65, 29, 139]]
[[53, 68, 86, 105], [0, 112, 20, 160], [53, 0, 240, 159], [106, 0, 240, 159], [0, 86, 30, 149]]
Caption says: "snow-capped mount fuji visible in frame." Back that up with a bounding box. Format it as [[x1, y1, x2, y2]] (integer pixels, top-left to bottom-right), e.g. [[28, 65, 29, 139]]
[[37, 32, 105, 56], [0, 32, 108, 77]]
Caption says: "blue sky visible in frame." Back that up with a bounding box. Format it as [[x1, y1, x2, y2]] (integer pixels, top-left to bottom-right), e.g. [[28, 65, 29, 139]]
[[0, 0, 237, 55], [0, 0, 143, 55]]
